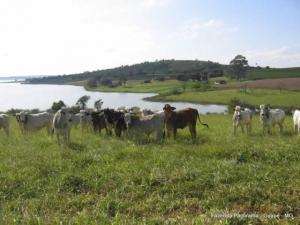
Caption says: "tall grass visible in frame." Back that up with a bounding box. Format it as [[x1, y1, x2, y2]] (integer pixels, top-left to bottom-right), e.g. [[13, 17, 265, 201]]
[[0, 116, 299, 224]]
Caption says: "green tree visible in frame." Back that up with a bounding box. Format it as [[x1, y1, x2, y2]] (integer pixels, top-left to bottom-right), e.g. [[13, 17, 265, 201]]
[[230, 55, 249, 80]]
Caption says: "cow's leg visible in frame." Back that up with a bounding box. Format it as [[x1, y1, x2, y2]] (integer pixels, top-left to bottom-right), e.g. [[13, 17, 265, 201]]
[[241, 125, 245, 133], [4, 126, 9, 136], [156, 130, 164, 141], [262, 125, 267, 135], [294, 124, 298, 133], [105, 126, 109, 135], [173, 128, 177, 139], [67, 130, 71, 144], [279, 123, 284, 133], [269, 125, 273, 134], [233, 124, 237, 135], [56, 133, 61, 146], [166, 129, 172, 138], [189, 124, 197, 139], [298, 123, 300, 134]]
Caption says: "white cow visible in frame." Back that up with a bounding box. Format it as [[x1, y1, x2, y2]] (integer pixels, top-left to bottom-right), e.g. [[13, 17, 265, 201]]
[[16, 111, 53, 134], [293, 110, 300, 134], [260, 105, 285, 134], [232, 106, 252, 135], [124, 112, 165, 141], [0, 114, 10, 136], [52, 108, 72, 145]]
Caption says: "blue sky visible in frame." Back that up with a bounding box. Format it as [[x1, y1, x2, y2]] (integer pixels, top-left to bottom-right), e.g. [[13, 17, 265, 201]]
[[0, 0, 299, 76]]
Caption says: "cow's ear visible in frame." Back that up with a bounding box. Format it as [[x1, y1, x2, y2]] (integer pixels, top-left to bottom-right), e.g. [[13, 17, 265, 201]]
[[171, 107, 176, 111]]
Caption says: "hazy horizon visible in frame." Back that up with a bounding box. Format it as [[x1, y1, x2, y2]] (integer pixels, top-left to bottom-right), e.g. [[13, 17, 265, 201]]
[[1, 0, 299, 77]]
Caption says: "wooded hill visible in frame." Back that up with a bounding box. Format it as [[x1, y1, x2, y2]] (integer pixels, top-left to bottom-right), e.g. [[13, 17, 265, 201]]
[[25, 60, 226, 84]]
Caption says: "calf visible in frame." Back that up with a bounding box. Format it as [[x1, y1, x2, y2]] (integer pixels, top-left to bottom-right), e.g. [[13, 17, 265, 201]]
[[52, 108, 72, 145], [260, 105, 285, 134], [163, 104, 208, 139], [124, 112, 165, 141], [16, 111, 53, 134], [0, 114, 10, 136], [232, 106, 252, 135], [293, 110, 300, 134]]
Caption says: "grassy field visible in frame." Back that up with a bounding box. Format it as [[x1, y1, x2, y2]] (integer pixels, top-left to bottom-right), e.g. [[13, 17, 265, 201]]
[[0, 116, 299, 224], [84, 80, 184, 94], [248, 67, 300, 80], [150, 89, 300, 108]]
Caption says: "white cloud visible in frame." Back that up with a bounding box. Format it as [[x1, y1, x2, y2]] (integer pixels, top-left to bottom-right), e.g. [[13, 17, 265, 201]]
[[179, 19, 238, 39], [246, 46, 300, 67], [141, 0, 172, 8]]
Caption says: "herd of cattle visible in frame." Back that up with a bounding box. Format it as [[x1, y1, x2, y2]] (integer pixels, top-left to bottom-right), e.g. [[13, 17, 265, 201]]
[[0, 103, 300, 145]]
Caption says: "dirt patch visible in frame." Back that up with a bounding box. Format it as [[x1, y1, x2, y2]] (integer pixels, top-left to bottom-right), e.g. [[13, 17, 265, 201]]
[[221, 78, 300, 91]]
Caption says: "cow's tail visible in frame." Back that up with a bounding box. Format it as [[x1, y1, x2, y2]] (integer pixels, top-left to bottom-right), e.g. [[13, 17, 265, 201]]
[[197, 111, 209, 128]]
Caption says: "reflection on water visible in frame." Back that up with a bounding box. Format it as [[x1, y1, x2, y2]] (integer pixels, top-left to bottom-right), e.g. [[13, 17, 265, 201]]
[[0, 83, 227, 114]]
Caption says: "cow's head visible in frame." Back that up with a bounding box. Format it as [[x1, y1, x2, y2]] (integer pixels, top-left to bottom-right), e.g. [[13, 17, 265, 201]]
[[80, 109, 93, 121], [15, 113, 21, 123], [17, 112, 28, 124], [60, 107, 72, 122], [234, 106, 242, 120], [124, 113, 132, 127], [163, 104, 176, 119], [260, 104, 270, 120]]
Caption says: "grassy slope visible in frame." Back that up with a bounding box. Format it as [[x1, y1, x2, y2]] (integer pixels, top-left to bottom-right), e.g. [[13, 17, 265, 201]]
[[0, 116, 299, 224], [150, 89, 300, 108], [248, 67, 300, 80]]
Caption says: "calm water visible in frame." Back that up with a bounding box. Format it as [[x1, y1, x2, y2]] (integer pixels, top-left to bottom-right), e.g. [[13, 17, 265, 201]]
[[0, 83, 227, 114]]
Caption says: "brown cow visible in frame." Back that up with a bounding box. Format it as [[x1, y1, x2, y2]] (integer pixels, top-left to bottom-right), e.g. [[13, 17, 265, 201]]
[[163, 104, 208, 139]]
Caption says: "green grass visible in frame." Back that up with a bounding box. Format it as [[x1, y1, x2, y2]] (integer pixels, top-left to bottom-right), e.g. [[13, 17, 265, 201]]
[[85, 80, 184, 94], [150, 89, 300, 108], [0, 116, 299, 224], [248, 67, 300, 80]]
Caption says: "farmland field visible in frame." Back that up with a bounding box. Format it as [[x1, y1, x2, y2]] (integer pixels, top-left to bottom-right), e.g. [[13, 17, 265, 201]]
[[150, 89, 300, 108], [248, 67, 300, 80], [0, 115, 299, 224], [226, 78, 300, 91]]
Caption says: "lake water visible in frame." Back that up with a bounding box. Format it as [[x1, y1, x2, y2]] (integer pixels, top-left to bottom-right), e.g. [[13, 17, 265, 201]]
[[0, 83, 227, 114]]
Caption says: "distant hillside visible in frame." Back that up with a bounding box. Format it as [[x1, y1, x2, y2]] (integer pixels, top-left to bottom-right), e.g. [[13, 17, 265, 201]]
[[25, 60, 226, 84], [25, 60, 300, 85]]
